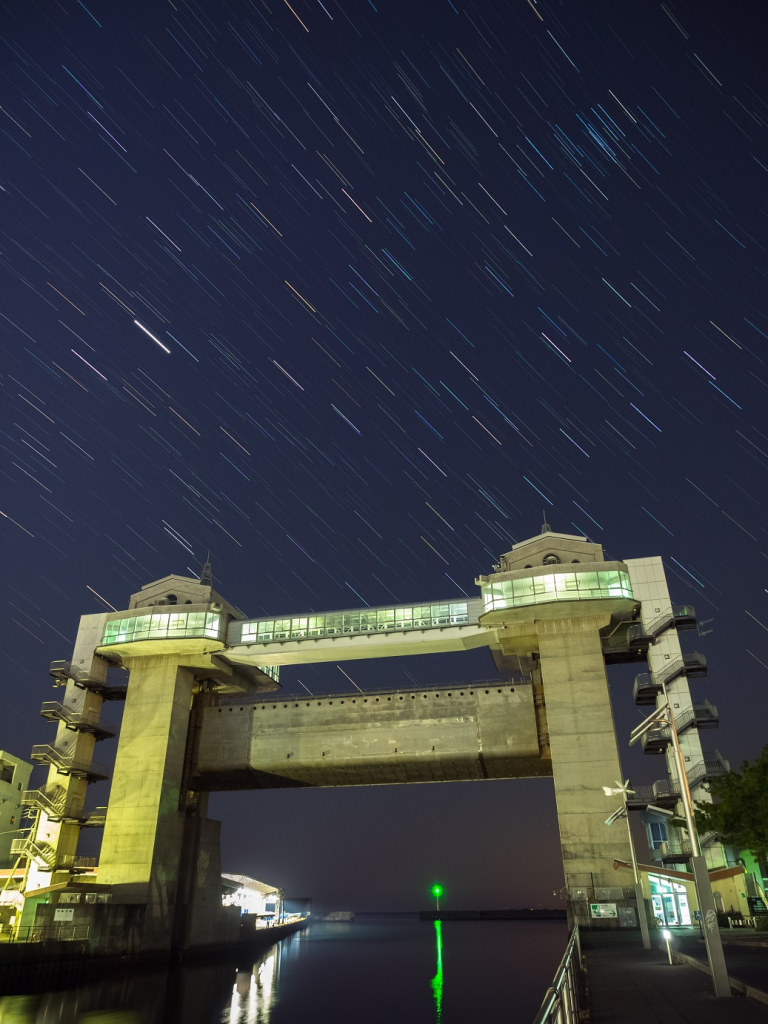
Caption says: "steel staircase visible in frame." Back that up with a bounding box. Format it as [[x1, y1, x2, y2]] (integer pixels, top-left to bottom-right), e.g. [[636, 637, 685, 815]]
[[49, 660, 127, 700], [39, 701, 117, 739], [633, 652, 708, 705], [30, 744, 109, 781]]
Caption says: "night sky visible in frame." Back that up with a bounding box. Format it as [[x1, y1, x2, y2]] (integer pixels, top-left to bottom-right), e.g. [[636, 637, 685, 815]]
[[2, 0, 767, 912]]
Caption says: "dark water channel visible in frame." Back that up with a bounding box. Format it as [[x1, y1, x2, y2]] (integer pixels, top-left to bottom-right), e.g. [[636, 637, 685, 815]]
[[0, 917, 567, 1024]]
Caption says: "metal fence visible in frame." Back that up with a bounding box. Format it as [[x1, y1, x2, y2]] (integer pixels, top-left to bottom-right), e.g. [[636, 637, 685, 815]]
[[1, 924, 91, 943], [532, 926, 581, 1024]]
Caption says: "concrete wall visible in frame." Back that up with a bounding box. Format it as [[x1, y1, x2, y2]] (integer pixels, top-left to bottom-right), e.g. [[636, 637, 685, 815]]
[[196, 683, 551, 788], [96, 654, 195, 947], [535, 619, 634, 903], [625, 557, 725, 868], [0, 752, 32, 867]]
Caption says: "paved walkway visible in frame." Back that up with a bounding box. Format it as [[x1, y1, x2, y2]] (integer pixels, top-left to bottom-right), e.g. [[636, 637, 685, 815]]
[[582, 931, 768, 1023], [673, 930, 768, 994]]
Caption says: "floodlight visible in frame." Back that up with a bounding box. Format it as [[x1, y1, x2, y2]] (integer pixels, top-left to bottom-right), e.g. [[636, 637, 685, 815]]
[[604, 806, 627, 826]]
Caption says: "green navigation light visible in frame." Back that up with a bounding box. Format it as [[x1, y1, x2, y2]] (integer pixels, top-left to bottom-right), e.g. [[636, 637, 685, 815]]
[[430, 884, 444, 899], [431, 919, 444, 1022]]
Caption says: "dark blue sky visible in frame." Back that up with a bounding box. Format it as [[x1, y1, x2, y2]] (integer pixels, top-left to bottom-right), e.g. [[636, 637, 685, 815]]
[[1, 0, 766, 910]]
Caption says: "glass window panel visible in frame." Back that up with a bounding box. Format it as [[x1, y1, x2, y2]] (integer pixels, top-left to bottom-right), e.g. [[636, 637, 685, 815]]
[[513, 578, 534, 600], [186, 612, 204, 629], [344, 612, 359, 633], [206, 612, 219, 627], [376, 610, 395, 630], [577, 572, 599, 593], [431, 604, 450, 624], [395, 607, 413, 627], [104, 620, 119, 635]]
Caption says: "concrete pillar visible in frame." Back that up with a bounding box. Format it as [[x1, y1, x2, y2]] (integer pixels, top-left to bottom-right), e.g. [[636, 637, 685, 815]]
[[536, 617, 633, 926], [97, 654, 197, 948]]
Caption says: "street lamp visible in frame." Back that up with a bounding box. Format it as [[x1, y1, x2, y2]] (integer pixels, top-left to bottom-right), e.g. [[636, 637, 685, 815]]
[[630, 695, 731, 998], [430, 883, 444, 913], [602, 780, 651, 950]]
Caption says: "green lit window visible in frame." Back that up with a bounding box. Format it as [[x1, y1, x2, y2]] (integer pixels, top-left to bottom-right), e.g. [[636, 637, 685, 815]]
[[101, 611, 221, 645], [482, 569, 633, 612], [395, 608, 413, 628], [431, 604, 450, 625]]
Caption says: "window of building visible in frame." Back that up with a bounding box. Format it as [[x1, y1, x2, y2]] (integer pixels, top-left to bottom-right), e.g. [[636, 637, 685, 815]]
[[0, 766, 13, 784], [648, 822, 668, 849]]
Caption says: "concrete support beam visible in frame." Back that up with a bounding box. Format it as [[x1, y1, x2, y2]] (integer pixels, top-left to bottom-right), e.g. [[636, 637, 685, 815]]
[[536, 619, 633, 921], [97, 654, 196, 948], [196, 684, 551, 788]]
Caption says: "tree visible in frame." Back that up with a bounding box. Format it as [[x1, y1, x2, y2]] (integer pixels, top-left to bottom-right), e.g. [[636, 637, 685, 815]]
[[694, 746, 768, 859]]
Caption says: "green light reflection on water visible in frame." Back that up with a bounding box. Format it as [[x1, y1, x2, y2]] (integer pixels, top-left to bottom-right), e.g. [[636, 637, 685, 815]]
[[430, 919, 443, 1023]]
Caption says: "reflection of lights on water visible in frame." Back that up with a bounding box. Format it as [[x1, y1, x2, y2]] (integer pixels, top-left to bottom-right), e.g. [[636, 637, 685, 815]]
[[431, 920, 443, 1023], [225, 948, 280, 1022]]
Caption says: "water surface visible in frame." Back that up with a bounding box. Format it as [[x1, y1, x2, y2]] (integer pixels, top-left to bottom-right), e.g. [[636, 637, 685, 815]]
[[0, 916, 567, 1024]]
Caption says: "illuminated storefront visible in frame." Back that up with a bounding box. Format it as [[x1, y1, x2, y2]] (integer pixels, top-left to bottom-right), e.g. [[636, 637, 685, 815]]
[[648, 873, 691, 926]]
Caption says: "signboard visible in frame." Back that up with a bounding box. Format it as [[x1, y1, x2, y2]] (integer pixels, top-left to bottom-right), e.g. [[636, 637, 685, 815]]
[[693, 911, 701, 921], [54, 907, 74, 922], [590, 903, 617, 919]]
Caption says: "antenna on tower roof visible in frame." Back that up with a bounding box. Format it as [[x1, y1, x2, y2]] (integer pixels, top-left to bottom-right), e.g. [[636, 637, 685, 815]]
[[200, 552, 212, 588], [541, 510, 552, 534]]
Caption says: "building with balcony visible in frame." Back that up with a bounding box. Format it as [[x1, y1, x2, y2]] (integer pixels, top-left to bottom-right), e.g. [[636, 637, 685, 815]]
[[0, 751, 32, 868]]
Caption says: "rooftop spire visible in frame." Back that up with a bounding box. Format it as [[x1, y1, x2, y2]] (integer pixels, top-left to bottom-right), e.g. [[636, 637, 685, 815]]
[[200, 552, 212, 588], [541, 510, 552, 534]]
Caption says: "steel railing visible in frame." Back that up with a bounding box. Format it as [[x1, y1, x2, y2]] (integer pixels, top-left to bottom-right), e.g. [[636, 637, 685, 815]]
[[23, 784, 87, 819], [30, 744, 109, 780], [687, 756, 730, 790], [39, 701, 117, 737], [532, 926, 581, 1024], [1, 924, 91, 944]]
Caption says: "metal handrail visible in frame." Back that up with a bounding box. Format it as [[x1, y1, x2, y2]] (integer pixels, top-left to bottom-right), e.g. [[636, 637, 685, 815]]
[[39, 701, 117, 735], [212, 677, 532, 706], [21, 785, 85, 820], [532, 925, 581, 1024], [30, 744, 109, 779], [8, 924, 92, 943]]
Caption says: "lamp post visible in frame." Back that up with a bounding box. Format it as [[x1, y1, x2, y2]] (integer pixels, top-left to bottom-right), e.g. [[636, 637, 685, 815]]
[[431, 883, 443, 914], [630, 695, 731, 998], [603, 781, 651, 950]]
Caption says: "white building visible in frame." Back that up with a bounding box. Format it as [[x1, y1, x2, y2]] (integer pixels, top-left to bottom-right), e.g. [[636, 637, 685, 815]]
[[222, 873, 283, 923], [0, 751, 32, 868]]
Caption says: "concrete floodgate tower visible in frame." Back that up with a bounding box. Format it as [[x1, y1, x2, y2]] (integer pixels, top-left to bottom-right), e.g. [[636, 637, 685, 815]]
[[18, 529, 721, 949]]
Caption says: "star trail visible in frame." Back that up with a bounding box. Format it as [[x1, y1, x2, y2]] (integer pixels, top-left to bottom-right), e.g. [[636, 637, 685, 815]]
[[1, 0, 766, 909]]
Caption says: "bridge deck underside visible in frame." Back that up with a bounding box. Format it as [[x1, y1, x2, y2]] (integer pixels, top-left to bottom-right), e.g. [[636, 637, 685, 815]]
[[195, 683, 552, 790]]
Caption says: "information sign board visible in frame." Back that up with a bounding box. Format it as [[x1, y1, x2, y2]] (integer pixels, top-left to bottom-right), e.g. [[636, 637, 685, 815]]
[[590, 903, 617, 919]]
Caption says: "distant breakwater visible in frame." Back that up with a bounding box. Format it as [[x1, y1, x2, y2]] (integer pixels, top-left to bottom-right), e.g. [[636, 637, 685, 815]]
[[418, 909, 566, 921]]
